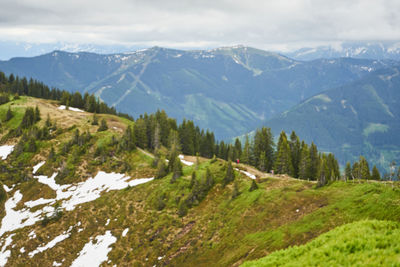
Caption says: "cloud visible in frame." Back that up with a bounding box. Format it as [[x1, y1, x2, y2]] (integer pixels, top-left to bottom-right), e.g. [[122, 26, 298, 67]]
[[0, 0, 399, 51]]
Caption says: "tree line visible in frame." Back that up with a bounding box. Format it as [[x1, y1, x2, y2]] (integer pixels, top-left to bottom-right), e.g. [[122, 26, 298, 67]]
[[0, 71, 133, 120]]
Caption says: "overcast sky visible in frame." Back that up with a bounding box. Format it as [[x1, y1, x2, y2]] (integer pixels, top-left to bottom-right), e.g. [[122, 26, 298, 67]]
[[0, 0, 399, 52]]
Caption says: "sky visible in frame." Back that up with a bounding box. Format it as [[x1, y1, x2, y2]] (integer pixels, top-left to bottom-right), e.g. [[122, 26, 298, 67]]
[[0, 0, 399, 58]]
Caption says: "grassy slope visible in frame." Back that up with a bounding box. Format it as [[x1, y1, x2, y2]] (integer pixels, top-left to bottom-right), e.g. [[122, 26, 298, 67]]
[[1, 97, 400, 266], [241, 220, 400, 266]]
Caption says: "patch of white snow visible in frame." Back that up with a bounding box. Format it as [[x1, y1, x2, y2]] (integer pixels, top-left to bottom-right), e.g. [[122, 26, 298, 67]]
[[0, 234, 14, 267], [28, 232, 70, 258], [234, 168, 256, 179], [58, 105, 84, 112], [70, 231, 117, 267], [0, 145, 14, 160], [32, 161, 46, 174], [122, 228, 129, 237], [178, 155, 194, 166]]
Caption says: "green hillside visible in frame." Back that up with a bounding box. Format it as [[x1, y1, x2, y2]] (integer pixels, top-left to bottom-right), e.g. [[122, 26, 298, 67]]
[[0, 95, 400, 266], [267, 65, 400, 173], [242, 220, 400, 267]]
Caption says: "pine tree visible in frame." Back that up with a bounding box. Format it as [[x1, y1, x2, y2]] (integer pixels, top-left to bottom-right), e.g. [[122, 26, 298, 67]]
[[298, 142, 310, 180], [92, 113, 99, 125], [274, 131, 293, 175], [359, 156, 370, 180], [34, 106, 40, 122], [205, 168, 214, 189], [189, 172, 196, 189], [5, 106, 13, 121], [352, 162, 360, 180], [223, 160, 235, 186], [371, 165, 381, 181], [240, 134, 250, 164], [177, 201, 188, 217], [49, 146, 56, 161], [171, 156, 182, 183], [98, 118, 108, 132], [155, 160, 167, 179], [345, 162, 352, 181], [231, 181, 241, 199], [308, 142, 319, 180], [45, 114, 51, 127], [289, 131, 301, 178], [249, 180, 258, 192]]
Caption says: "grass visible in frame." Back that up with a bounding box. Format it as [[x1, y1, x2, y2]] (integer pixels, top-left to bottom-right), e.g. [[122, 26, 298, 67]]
[[241, 220, 400, 267], [2, 97, 400, 267]]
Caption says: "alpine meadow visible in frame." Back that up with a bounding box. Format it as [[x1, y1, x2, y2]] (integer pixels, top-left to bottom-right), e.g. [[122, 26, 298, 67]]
[[0, 0, 400, 266]]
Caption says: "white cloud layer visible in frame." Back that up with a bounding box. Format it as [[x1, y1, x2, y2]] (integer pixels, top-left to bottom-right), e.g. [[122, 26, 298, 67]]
[[0, 0, 399, 51]]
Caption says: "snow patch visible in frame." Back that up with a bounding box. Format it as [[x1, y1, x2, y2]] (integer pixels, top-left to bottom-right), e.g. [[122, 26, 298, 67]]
[[0, 145, 14, 160], [25, 198, 55, 208], [29, 231, 36, 239], [2, 185, 12, 193], [70, 231, 117, 267], [105, 219, 110, 226], [122, 228, 129, 237], [178, 155, 194, 166], [58, 105, 84, 112], [235, 168, 256, 179], [33, 161, 46, 174], [29, 232, 70, 258], [53, 261, 62, 266], [0, 234, 14, 267], [20, 247, 25, 253]]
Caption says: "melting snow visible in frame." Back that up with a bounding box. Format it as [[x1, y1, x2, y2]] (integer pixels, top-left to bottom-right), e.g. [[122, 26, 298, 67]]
[[58, 105, 84, 112], [122, 228, 129, 237], [178, 155, 194, 166], [70, 231, 117, 267], [235, 168, 256, 180], [53, 261, 62, 266], [20, 247, 25, 253], [29, 232, 70, 258], [0, 145, 14, 160], [28, 231, 36, 239], [0, 234, 14, 266], [2, 185, 12, 193], [105, 219, 110, 226], [32, 161, 46, 174], [0, 171, 153, 237]]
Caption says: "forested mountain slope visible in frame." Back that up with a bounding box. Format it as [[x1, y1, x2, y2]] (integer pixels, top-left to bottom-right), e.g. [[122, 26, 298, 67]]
[[0, 46, 394, 138], [266, 65, 400, 172]]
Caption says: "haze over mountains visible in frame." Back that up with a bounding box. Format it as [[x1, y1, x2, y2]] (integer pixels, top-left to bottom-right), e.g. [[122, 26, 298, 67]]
[[0, 44, 399, 171]]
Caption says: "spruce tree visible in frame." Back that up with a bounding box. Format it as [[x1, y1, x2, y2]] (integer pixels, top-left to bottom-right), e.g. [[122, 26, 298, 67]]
[[189, 172, 196, 189], [223, 160, 235, 186], [171, 156, 182, 183], [371, 165, 381, 181], [359, 156, 370, 179], [298, 142, 310, 180], [155, 160, 167, 179], [241, 134, 250, 164], [289, 131, 301, 178], [274, 132, 293, 175], [92, 113, 99, 125], [308, 142, 319, 180], [345, 162, 352, 181], [231, 181, 241, 199], [249, 180, 258, 192], [98, 118, 108, 132], [205, 168, 214, 189], [5, 106, 13, 121]]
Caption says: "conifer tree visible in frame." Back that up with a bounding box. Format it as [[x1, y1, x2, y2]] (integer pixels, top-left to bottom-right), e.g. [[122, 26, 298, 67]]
[[155, 160, 167, 179], [34, 106, 40, 122], [49, 146, 56, 161], [241, 134, 250, 164], [205, 168, 214, 189], [5, 106, 13, 121], [298, 142, 310, 180], [352, 162, 360, 180], [308, 142, 319, 180], [249, 180, 258, 192], [371, 165, 381, 181], [171, 156, 182, 183], [223, 160, 235, 186], [45, 114, 51, 127], [274, 131, 293, 175], [231, 181, 241, 199], [92, 113, 99, 125], [98, 118, 108, 132], [345, 162, 352, 181], [289, 131, 301, 178], [359, 156, 370, 179], [189, 171, 196, 189]]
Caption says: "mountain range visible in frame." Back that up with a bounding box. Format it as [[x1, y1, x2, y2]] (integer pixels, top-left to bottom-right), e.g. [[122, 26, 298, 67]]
[[266, 65, 400, 171], [0, 45, 399, 171], [0, 46, 396, 140], [286, 41, 400, 61]]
